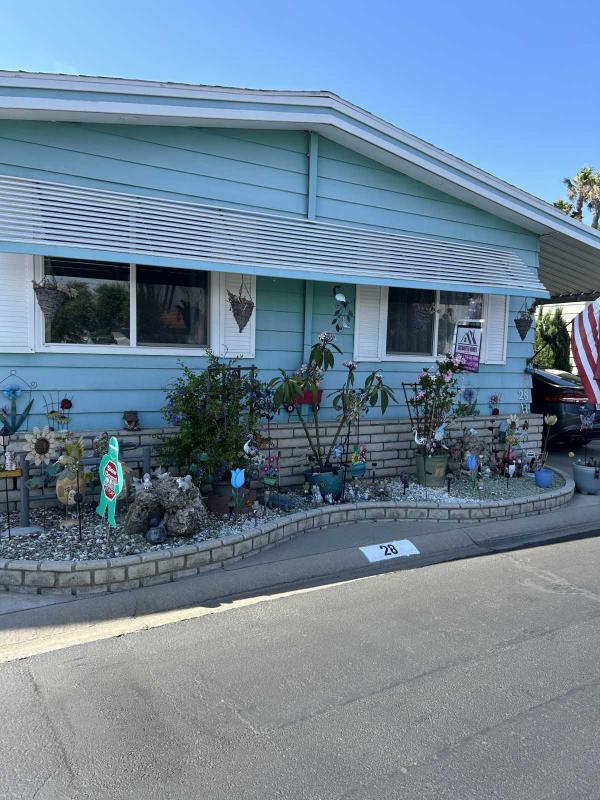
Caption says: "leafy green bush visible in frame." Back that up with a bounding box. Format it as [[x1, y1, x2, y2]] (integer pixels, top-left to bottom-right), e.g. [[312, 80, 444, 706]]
[[161, 351, 271, 480]]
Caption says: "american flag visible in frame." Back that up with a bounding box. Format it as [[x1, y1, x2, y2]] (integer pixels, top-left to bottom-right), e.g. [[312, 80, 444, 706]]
[[571, 297, 600, 403]]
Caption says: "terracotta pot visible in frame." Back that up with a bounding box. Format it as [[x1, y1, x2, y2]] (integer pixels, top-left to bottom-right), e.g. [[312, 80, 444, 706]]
[[55, 469, 88, 505]]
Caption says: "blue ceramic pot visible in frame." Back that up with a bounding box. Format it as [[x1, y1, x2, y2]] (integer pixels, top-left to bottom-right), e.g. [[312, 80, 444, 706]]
[[351, 462, 366, 477], [307, 470, 344, 500], [534, 468, 553, 489]]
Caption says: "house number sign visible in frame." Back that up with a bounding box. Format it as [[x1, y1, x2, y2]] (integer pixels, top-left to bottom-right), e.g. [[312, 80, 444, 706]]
[[359, 539, 420, 563]]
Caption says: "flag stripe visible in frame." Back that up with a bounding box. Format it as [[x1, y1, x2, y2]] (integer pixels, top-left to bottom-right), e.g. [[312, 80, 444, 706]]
[[571, 301, 600, 403]]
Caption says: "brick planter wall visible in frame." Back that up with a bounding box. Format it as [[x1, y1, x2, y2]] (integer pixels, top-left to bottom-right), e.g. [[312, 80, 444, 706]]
[[0, 466, 573, 597], [3, 414, 544, 509]]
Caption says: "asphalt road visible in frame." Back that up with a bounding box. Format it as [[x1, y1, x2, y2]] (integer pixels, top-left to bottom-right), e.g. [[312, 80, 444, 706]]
[[2, 536, 600, 799]]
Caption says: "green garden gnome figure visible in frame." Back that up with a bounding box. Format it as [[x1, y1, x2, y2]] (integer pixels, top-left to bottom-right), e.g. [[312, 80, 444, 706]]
[[96, 436, 124, 528]]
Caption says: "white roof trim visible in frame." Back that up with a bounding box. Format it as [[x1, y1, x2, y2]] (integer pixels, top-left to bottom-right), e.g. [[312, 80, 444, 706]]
[[1, 70, 600, 296]]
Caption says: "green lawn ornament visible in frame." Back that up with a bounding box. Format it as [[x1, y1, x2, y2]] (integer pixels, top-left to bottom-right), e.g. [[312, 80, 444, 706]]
[[96, 436, 124, 528]]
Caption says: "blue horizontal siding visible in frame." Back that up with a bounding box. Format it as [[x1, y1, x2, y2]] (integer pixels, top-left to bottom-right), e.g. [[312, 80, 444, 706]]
[[316, 139, 538, 252], [0, 121, 540, 432], [2, 279, 533, 431], [0, 121, 309, 217]]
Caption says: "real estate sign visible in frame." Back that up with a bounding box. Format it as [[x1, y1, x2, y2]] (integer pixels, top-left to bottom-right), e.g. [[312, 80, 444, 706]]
[[454, 324, 482, 373]]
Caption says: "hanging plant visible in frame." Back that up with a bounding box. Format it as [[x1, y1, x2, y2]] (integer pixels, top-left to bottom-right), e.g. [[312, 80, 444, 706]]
[[514, 301, 535, 341], [227, 277, 255, 333], [331, 285, 354, 332], [32, 278, 76, 321]]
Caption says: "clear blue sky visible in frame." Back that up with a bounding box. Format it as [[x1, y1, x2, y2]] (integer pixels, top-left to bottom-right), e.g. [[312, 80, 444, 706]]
[[3, 0, 599, 214]]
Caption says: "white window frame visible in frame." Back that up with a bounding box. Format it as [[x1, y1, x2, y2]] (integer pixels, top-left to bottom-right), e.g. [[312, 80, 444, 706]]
[[381, 287, 463, 362], [33, 256, 219, 356], [367, 287, 504, 364]]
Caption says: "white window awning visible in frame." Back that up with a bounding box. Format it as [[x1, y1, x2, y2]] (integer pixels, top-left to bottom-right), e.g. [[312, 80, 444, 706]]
[[0, 174, 548, 297]]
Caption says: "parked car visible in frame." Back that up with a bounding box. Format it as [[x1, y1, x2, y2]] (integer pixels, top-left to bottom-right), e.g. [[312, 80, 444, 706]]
[[531, 367, 600, 445]]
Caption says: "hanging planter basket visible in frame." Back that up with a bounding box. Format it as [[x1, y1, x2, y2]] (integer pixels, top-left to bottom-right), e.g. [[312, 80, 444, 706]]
[[514, 312, 533, 341], [32, 279, 75, 321], [227, 278, 255, 333]]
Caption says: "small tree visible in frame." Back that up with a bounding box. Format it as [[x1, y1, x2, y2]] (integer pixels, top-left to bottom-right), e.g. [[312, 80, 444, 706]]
[[268, 332, 395, 471], [534, 307, 571, 371]]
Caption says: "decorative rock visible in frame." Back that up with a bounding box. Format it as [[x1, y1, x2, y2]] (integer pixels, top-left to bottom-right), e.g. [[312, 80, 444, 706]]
[[0, 525, 43, 539], [154, 475, 202, 511], [262, 492, 301, 512], [124, 491, 162, 535], [164, 503, 206, 537]]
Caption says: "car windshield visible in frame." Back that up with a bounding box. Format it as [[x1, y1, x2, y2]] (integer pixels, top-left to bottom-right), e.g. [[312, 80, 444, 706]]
[[546, 369, 583, 385]]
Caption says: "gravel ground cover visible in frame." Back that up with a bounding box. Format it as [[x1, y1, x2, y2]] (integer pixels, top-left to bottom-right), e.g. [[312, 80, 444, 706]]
[[0, 471, 565, 561]]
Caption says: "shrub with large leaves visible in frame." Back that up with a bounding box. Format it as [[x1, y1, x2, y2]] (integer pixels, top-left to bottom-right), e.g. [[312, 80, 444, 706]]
[[269, 333, 395, 471]]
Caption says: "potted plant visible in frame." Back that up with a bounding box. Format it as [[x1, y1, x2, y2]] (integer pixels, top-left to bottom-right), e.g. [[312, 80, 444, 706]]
[[32, 277, 77, 321], [350, 444, 367, 477], [570, 449, 600, 494], [269, 334, 395, 500], [405, 354, 462, 487], [533, 414, 557, 488]]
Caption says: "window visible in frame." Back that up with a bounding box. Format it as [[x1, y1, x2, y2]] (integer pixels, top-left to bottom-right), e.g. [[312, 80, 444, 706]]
[[45, 258, 130, 345], [386, 288, 435, 356], [385, 287, 483, 358], [437, 291, 483, 356], [43, 257, 208, 349], [137, 265, 208, 347]]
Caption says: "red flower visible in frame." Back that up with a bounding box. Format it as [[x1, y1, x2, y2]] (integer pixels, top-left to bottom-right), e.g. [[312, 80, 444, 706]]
[[59, 398, 72, 410]]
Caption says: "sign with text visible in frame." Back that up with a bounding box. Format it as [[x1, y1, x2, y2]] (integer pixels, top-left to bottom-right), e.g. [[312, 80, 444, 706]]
[[359, 539, 420, 563], [454, 324, 482, 373]]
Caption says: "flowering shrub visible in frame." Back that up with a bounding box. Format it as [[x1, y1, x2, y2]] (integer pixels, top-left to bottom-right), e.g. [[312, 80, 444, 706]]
[[269, 332, 395, 471], [294, 362, 324, 384], [407, 353, 463, 454]]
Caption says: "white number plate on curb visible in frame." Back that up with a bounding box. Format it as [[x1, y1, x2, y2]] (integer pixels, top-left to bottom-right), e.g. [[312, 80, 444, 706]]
[[359, 539, 420, 563]]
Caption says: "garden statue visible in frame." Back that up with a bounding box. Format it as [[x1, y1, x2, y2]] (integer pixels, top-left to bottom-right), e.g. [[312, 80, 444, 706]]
[[145, 517, 167, 544], [311, 483, 323, 504], [96, 436, 124, 528]]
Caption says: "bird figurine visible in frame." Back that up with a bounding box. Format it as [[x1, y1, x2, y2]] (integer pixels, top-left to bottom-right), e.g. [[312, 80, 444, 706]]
[[132, 473, 152, 494], [414, 431, 427, 446], [176, 474, 193, 491], [243, 435, 259, 460], [152, 466, 170, 480]]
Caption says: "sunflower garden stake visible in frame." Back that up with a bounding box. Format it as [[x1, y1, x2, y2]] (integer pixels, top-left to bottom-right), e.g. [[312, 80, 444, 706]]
[[96, 437, 124, 530], [25, 426, 60, 534]]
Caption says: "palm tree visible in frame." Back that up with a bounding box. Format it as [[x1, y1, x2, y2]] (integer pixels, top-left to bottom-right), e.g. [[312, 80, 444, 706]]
[[587, 174, 600, 229], [553, 199, 573, 215], [563, 166, 595, 220]]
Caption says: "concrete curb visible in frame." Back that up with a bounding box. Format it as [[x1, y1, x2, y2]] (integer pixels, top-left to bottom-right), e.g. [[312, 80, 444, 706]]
[[0, 469, 574, 596]]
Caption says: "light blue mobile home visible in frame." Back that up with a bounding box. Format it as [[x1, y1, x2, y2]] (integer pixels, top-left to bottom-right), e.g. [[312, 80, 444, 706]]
[[0, 72, 599, 432]]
